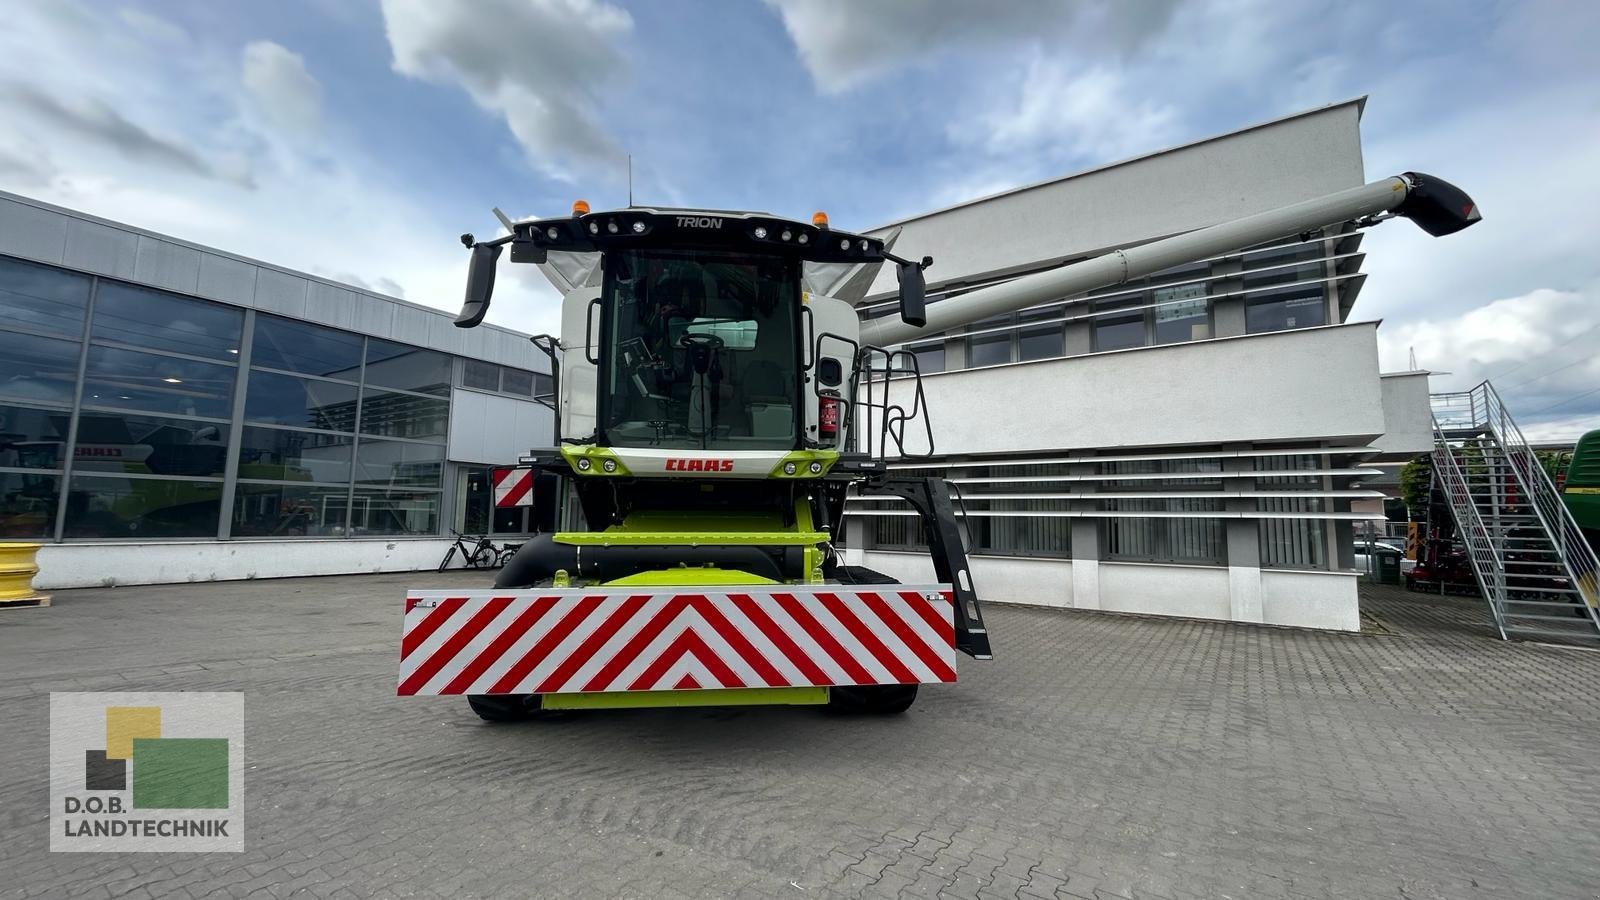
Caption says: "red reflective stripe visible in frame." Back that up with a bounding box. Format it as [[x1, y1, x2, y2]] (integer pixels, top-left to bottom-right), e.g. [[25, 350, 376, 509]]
[[488, 596, 605, 694], [860, 592, 955, 682], [774, 593, 873, 684], [674, 673, 701, 690], [438, 596, 560, 695], [398, 597, 514, 696], [401, 597, 467, 660], [535, 595, 650, 693], [818, 592, 917, 684], [580, 596, 687, 691], [901, 590, 956, 646], [730, 594, 829, 686], [689, 596, 789, 687], [629, 629, 742, 691]]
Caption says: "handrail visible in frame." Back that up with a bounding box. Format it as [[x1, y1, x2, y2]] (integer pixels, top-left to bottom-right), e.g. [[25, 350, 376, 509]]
[[1429, 411, 1510, 638]]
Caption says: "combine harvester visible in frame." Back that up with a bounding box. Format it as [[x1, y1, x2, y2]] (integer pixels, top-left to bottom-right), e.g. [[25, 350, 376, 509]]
[[398, 172, 1480, 719]]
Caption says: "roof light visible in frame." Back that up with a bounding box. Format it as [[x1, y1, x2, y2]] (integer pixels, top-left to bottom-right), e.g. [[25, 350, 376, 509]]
[[753, 226, 768, 239], [797, 233, 808, 244], [860, 239, 869, 251], [813, 211, 829, 228], [840, 239, 849, 250], [589, 222, 599, 235], [546, 226, 559, 240], [780, 230, 792, 241], [607, 220, 618, 233], [572, 199, 590, 215], [631, 220, 646, 234]]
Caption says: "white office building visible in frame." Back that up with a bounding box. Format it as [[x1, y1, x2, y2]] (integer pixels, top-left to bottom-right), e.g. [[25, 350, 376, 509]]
[[839, 97, 1427, 631]]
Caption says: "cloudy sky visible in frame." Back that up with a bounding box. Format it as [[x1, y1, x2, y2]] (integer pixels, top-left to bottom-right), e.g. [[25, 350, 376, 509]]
[[2, 0, 1597, 439]]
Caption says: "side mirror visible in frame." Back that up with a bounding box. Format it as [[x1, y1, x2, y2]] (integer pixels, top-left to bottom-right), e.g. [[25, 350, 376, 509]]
[[455, 242, 502, 328], [896, 261, 926, 328]]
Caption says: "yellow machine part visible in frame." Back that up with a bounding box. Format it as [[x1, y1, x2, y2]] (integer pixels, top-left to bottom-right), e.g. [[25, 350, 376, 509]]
[[540, 687, 829, 709]]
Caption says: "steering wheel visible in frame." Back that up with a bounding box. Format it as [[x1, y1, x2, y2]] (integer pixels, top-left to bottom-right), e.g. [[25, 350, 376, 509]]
[[678, 332, 725, 351]]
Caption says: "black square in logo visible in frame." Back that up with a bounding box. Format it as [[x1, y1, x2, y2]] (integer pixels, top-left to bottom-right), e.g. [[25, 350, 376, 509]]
[[85, 750, 125, 791]]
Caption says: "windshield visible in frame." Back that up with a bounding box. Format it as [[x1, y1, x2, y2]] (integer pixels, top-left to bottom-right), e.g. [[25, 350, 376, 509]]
[[600, 249, 800, 451]]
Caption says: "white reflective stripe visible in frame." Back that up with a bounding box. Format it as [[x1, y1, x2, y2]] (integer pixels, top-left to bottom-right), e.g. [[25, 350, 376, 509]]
[[463, 597, 568, 695], [510, 595, 629, 693], [398, 600, 481, 684], [796, 594, 894, 683], [545, 594, 664, 692], [761, 597, 851, 684], [839, 592, 936, 683], [418, 597, 536, 695], [708, 594, 807, 687]]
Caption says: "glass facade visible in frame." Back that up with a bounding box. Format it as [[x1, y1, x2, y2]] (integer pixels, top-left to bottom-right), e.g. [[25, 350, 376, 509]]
[[0, 252, 551, 542]]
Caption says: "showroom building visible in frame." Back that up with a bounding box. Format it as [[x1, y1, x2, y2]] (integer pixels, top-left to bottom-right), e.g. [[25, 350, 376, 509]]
[[836, 97, 1428, 631], [0, 192, 555, 588]]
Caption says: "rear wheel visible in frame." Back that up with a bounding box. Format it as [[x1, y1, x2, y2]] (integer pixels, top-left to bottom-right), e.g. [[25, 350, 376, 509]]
[[828, 684, 918, 714]]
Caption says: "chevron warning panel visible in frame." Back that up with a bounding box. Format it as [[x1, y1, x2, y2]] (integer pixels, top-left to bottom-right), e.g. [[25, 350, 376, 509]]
[[397, 586, 956, 696]]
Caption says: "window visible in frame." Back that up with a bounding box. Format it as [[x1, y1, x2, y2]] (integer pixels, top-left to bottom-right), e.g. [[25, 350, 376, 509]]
[[354, 440, 443, 488], [83, 347, 236, 419], [908, 343, 945, 374], [63, 476, 224, 538], [365, 339, 450, 396], [0, 471, 60, 539], [1018, 326, 1063, 361], [967, 333, 1012, 367], [960, 463, 1073, 557], [244, 371, 358, 431], [1259, 454, 1328, 569], [1152, 284, 1209, 344], [0, 404, 70, 469], [232, 483, 351, 538], [237, 427, 352, 483], [251, 315, 363, 380], [92, 282, 242, 359], [1098, 459, 1225, 564], [463, 360, 500, 391], [71, 413, 229, 478], [1093, 314, 1144, 352], [358, 389, 448, 440], [501, 368, 535, 397], [0, 331, 81, 405], [1246, 289, 1327, 334], [0, 256, 90, 338], [351, 488, 440, 536]]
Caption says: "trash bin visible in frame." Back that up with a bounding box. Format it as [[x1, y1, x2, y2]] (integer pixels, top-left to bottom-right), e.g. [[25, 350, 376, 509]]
[[1372, 547, 1402, 585]]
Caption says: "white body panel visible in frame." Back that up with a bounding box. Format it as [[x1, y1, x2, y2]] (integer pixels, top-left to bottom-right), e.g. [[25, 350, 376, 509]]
[[559, 285, 602, 441]]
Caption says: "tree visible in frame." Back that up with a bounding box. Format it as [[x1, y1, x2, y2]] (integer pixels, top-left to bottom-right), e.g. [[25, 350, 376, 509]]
[[1399, 454, 1434, 521]]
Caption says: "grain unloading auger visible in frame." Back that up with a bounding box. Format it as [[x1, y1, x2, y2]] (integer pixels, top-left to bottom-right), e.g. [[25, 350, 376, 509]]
[[399, 173, 1479, 719]]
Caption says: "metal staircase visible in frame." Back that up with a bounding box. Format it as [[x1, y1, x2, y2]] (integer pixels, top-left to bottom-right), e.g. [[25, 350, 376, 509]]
[[1430, 382, 1600, 643]]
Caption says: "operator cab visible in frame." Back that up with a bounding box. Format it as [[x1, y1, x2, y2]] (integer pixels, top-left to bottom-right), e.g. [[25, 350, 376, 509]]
[[453, 205, 931, 454]]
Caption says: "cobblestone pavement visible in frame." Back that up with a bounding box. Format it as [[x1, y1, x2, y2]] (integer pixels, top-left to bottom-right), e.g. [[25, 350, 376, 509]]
[[3, 574, 1598, 899]]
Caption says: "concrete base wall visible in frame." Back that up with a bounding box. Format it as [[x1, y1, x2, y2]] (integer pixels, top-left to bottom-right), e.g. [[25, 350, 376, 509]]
[[861, 550, 1359, 632], [35, 539, 453, 589]]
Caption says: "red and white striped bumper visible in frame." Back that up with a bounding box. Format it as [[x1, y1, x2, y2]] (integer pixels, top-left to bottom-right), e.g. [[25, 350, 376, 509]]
[[398, 586, 956, 697]]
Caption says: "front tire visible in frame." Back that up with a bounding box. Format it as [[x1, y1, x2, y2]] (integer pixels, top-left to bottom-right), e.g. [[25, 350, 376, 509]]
[[437, 545, 457, 573], [467, 694, 536, 721], [828, 684, 918, 714]]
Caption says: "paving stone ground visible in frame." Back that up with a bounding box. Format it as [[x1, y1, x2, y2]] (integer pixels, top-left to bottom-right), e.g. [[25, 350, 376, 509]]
[[2, 573, 1598, 899]]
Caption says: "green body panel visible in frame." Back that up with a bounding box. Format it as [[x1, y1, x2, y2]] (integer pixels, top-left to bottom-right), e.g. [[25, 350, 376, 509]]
[[541, 687, 828, 709], [1563, 429, 1600, 534], [766, 449, 843, 479], [560, 445, 630, 477], [554, 508, 826, 547], [602, 567, 778, 586]]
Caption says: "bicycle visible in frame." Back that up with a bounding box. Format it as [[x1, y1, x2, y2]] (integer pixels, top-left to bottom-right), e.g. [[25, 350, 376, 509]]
[[438, 529, 502, 572]]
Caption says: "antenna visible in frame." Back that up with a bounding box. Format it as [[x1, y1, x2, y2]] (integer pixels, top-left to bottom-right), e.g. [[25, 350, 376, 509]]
[[627, 154, 634, 207]]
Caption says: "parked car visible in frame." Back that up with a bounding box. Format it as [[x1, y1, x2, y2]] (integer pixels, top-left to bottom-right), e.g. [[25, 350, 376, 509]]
[[1353, 539, 1415, 576]]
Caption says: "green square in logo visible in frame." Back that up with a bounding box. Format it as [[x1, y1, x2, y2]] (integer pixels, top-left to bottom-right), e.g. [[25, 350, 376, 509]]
[[131, 738, 229, 810]]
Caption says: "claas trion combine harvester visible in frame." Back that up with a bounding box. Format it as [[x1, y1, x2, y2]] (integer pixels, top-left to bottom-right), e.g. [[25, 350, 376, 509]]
[[398, 172, 1480, 719]]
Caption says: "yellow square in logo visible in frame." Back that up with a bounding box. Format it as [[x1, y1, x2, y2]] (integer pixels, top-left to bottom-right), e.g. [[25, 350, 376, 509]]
[[105, 707, 160, 760]]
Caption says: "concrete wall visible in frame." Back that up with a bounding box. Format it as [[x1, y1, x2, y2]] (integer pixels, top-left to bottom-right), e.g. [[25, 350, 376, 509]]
[[863, 100, 1366, 298], [0, 190, 545, 372], [859, 550, 1359, 631], [35, 539, 454, 589], [1372, 371, 1434, 457], [889, 322, 1387, 455]]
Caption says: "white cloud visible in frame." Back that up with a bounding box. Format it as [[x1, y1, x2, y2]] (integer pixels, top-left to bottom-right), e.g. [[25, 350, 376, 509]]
[[1377, 283, 1600, 438], [966, 58, 1179, 166], [766, 0, 1181, 94], [241, 41, 323, 136], [380, 0, 632, 181]]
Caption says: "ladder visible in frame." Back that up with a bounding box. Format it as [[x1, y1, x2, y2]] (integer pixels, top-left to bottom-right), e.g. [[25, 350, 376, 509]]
[[1430, 382, 1600, 643]]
